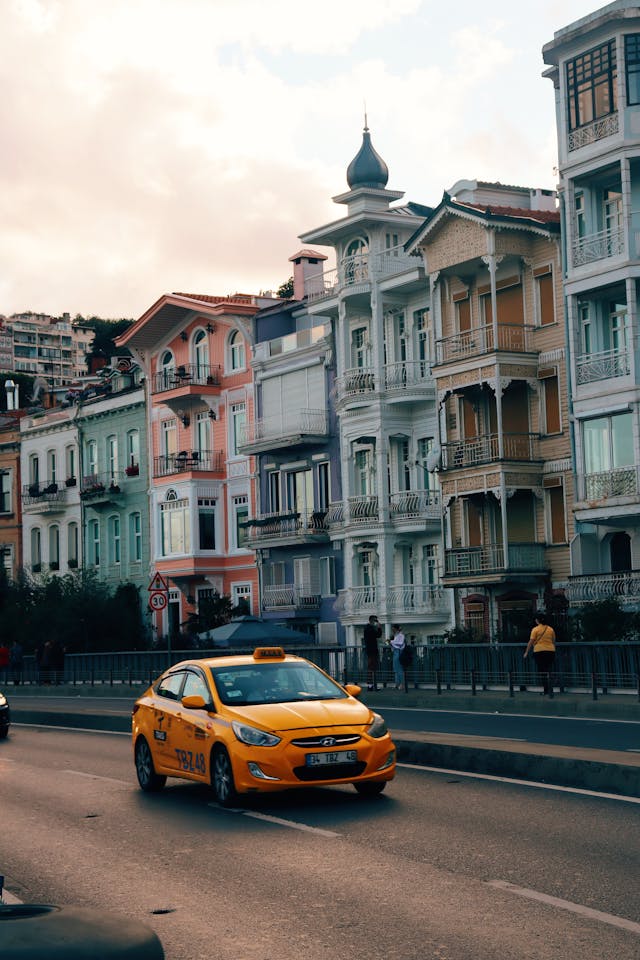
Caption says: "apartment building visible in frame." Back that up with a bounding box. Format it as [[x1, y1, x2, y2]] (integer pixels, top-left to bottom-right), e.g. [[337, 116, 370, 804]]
[[1, 312, 93, 386], [544, 1, 640, 610], [239, 261, 343, 644], [406, 181, 574, 640], [298, 124, 452, 646], [0, 412, 22, 579], [117, 293, 275, 639]]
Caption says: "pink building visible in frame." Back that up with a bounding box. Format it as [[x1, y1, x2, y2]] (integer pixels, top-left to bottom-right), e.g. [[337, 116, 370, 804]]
[[117, 292, 268, 641]]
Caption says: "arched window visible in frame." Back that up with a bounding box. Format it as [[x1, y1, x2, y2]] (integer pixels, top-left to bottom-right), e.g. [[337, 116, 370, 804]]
[[194, 330, 209, 379], [89, 519, 100, 566], [108, 514, 121, 565], [126, 429, 140, 469], [344, 236, 369, 284], [160, 350, 175, 390], [68, 522, 79, 567], [129, 512, 142, 563], [229, 330, 245, 371]]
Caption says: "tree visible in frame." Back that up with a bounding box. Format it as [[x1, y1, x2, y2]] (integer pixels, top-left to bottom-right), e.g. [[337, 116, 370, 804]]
[[0, 371, 35, 410], [276, 277, 294, 299], [74, 315, 134, 363]]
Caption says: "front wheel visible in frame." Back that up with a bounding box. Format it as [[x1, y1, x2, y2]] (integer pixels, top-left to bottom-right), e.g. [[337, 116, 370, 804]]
[[212, 747, 239, 807], [135, 737, 166, 792], [354, 780, 386, 797]]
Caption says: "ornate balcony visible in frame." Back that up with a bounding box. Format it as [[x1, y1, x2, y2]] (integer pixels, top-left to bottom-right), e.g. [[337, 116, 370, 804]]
[[567, 570, 640, 606], [334, 367, 377, 405], [22, 482, 67, 513], [80, 473, 123, 506], [576, 347, 630, 384], [582, 467, 639, 501], [153, 450, 223, 478], [444, 542, 547, 582], [442, 433, 538, 470], [383, 360, 433, 396], [261, 584, 321, 611], [436, 323, 535, 365], [573, 227, 624, 266], [389, 490, 440, 522], [568, 112, 618, 152], [385, 584, 450, 617], [348, 495, 380, 524], [336, 586, 378, 617], [244, 510, 329, 546], [238, 408, 328, 454], [151, 363, 222, 395]]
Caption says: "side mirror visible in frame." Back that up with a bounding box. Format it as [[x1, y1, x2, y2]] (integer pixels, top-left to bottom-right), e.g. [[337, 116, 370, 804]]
[[344, 683, 362, 698], [181, 694, 207, 710]]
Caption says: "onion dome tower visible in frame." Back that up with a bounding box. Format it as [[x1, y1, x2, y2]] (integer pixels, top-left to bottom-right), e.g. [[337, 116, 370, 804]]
[[346, 116, 389, 190]]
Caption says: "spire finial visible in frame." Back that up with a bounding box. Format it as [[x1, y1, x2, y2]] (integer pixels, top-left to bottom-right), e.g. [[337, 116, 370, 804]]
[[364, 101, 368, 132]]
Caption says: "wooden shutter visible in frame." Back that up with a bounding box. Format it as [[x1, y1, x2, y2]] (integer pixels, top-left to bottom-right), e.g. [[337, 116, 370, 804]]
[[549, 485, 565, 543], [537, 272, 555, 326], [543, 376, 561, 434]]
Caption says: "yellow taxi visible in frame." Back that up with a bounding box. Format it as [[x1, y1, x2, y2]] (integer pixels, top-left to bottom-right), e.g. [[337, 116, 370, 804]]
[[132, 647, 395, 804]]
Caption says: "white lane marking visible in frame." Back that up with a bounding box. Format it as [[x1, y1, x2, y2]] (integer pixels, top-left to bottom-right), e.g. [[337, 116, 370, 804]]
[[397, 762, 640, 804], [487, 880, 640, 935], [207, 804, 340, 836], [14, 722, 129, 737], [382, 706, 640, 725], [64, 770, 130, 786]]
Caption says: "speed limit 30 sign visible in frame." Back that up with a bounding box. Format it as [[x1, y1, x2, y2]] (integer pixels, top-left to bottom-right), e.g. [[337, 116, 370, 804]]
[[149, 591, 167, 611]]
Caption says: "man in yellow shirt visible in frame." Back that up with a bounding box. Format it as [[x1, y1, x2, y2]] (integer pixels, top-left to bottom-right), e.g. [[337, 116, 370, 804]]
[[524, 613, 556, 696]]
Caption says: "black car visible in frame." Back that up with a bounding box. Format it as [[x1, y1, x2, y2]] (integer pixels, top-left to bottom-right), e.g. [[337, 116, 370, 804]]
[[0, 690, 10, 739]]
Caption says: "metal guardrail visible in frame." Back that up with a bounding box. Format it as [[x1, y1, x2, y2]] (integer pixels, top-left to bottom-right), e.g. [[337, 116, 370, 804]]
[[4, 643, 640, 698]]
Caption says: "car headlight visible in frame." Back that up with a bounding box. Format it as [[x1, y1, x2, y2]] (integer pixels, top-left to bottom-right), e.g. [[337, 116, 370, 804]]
[[0, 694, 6, 707], [367, 712, 387, 738], [231, 720, 281, 747]]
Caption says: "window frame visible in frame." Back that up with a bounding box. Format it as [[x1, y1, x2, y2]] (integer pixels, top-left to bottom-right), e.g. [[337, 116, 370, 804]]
[[566, 39, 617, 132]]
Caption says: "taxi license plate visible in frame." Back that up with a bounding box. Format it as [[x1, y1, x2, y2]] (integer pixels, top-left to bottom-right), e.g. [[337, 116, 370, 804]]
[[305, 750, 357, 766]]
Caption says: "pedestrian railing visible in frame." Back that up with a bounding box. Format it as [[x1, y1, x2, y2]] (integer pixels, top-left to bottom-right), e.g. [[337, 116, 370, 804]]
[[4, 643, 640, 701]]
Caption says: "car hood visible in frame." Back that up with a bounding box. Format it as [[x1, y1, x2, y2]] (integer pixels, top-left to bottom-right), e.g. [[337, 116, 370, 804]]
[[232, 697, 372, 732]]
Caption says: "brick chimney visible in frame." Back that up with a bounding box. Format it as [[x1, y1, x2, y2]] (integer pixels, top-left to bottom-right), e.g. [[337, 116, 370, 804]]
[[288, 249, 328, 300]]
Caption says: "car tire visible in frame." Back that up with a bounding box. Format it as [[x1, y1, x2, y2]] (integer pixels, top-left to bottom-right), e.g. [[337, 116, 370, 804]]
[[0, 904, 164, 959], [212, 746, 239, 807], [135, 737, 166, 793], [354, 780, 386, 797]]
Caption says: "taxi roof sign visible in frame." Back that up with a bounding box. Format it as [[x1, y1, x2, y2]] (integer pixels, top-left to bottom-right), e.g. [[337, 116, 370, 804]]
[[148, 572, 169, 592], [253, 647, 286, 660]]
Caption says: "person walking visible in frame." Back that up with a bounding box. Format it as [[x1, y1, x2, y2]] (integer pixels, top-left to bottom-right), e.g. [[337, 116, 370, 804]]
[[363, 615, 382, 691], [524, 613, 556, 696], [389, 624, 406, 690]]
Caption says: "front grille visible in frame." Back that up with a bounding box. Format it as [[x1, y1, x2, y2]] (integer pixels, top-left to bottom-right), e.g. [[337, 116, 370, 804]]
[[293, 761, 367, 782], [290, 734, 361, 748]]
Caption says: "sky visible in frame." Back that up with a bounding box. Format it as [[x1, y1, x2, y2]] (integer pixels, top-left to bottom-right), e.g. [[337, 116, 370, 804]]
[[0, 0, 598, 321]]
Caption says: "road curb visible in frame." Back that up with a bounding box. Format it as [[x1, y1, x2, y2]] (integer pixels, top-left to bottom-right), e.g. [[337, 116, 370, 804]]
[[395, 737, 640, 798]]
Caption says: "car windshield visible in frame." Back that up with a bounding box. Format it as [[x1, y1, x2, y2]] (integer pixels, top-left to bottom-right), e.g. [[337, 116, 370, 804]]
[[210, 662, 347, 707]]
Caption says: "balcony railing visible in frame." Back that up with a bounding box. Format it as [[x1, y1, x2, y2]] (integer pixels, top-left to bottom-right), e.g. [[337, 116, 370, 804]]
[[342, 253, 369, 286], [573, 227, 624, 266], [384, 360, 432, 391], [22, 482, 67, 510], [576, 347, 630, 384], [304, 267, 339, 303], [239, 409, 328, 446], [444, 542, 546, 577], [567, 570, 640, 605], [336, 586, 378, 616], [436, 323, 534, 364], [583, 466, 639, 501], [153, 450, 223, 478], [334, 367, 376, 402], [304, 246, 420, 303], [261, 324, 330, 357], [348, 495, 380, 524], [80, 472, 123, 501], [262, 584, 321, 610], [442, 433, 538, 470], [151, 363, 222, 394], [374, 244, 421, 278], [389, 490, 440, 520], [245, 510, 328, 542], [326, 501, 344, 526], [568, 112, 619, 152], [385, 584, 450, 616]]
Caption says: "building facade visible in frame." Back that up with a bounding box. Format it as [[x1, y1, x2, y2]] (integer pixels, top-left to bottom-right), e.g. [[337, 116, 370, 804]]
[[0, 414, 22, 579], [544, 1, 640, 611], [1, 312, 93, 387], [240, 263, 343, 644], [298, 125, 452, 646], [117, 293, 275, 640], [407, 181, 574, 640]]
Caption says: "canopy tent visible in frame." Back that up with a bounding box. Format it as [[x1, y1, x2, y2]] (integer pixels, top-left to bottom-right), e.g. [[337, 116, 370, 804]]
[[197, 615, 312, 648]]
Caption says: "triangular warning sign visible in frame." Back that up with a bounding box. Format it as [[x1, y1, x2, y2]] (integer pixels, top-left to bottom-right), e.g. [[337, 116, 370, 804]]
[[148, 571, 169, 592]]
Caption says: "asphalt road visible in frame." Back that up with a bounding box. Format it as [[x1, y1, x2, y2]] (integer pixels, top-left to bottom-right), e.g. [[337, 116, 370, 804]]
[[1, 726, 639, 960], [8, 693, 640, 751]]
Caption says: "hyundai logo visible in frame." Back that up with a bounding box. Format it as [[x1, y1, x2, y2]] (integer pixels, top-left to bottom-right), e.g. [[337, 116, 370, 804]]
[[321, 737, 336, 747]]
